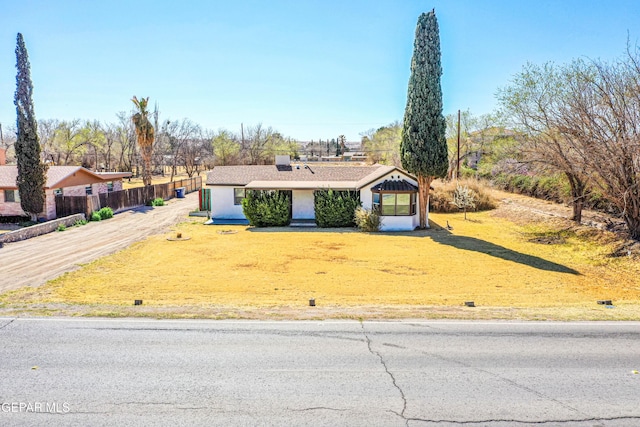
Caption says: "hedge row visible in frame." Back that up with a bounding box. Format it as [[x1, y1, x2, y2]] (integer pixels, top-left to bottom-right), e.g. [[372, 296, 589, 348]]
[[314, 189, 360, 228], [242, 190, 291, 227]]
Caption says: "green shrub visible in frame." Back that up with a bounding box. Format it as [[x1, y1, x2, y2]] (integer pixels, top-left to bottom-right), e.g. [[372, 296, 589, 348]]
[[90, 212, 102, 222], [314, 189, 360, 228], [73, 219, 88, 227], [56, 224, 66, 232], [354, 207, 381, 232], [98, 207, 114, 220], [242, 190, 291, 227], [148, 197, 165, 206]]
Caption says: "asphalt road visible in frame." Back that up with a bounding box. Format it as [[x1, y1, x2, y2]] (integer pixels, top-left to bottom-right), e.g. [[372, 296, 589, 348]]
[[1, 319, 639, 426], [0, 191, 198, 293]]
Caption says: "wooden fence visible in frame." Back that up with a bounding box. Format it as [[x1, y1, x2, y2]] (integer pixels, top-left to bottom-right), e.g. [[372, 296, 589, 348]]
[[55, 176, 202, 218]]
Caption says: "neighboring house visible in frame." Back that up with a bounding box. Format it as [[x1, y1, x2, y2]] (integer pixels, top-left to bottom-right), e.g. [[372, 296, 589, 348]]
[[0, 165, 131, 220], [205, 156, 421, 231]]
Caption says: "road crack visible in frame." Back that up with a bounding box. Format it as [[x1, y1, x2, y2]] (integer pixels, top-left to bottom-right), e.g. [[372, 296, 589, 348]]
[[0, 318, 16, 330], [291, 406, 349, 412], [401, 415, 640, 425], [361, 322, 408, 426], [416, 348, 594, 422]]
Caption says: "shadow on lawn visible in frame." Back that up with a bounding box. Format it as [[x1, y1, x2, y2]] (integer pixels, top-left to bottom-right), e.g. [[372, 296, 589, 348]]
[[384, 220, 580, 275]]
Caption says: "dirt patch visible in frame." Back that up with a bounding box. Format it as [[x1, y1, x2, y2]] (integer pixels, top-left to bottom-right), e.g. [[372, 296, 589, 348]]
[[528, 236, 566, 245]]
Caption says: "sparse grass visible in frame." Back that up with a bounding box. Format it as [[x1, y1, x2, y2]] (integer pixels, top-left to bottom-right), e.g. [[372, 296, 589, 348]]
[[2, 208, 639, 320], [123, 174, 191, 189]]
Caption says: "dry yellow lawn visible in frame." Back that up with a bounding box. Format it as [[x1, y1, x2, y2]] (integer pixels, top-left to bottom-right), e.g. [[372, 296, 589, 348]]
[[4, 208, 639, 320], [122, 173, 191, 189]]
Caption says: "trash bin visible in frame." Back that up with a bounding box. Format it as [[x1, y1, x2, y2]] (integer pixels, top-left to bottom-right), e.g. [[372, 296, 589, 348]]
[[175, 187, 185, 198]]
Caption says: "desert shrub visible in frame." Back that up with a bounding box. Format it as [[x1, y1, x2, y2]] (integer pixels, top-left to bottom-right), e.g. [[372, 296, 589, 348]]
[[354, 207, 381, 232], [56, 224, 66, 232], [452, 184, 476, 219], [90, 212, 102, 222], [148, 197, 165, 206], [242, 190, 291, 227], [98, 207, 114, 220], [430, 180, 496, 213], [314, 189, 360, 227]]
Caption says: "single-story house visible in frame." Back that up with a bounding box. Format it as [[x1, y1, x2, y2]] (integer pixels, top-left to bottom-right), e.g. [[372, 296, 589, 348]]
[[0, 165, 131, 220], [205, 156, 422, 231]]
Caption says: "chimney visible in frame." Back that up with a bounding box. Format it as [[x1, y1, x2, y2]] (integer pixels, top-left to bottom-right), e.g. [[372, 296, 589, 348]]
[[275, 155, 290, 166], [0, 148, 6, 165]]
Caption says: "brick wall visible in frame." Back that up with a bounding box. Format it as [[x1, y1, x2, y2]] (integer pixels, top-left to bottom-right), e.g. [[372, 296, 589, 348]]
[[0, 190, 26, 217]]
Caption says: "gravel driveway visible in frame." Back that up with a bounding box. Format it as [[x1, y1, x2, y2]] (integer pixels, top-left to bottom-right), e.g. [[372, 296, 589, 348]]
[[0, 191, 199, 293]]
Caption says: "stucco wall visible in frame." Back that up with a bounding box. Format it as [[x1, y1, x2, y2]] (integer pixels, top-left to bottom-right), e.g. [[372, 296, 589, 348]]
[[208, 171, 422, 231], [292, 190, 315, 219], [360, 170, 421, 232], [210, 186, 246, 219]]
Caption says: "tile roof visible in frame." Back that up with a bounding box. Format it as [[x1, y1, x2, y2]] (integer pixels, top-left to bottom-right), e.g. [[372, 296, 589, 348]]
[[0, 166, 18, 188], [206, 164, 396, 187]]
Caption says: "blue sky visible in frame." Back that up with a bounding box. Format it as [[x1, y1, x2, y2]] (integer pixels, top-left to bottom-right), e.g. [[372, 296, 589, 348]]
[[1, 0, 639, 142]]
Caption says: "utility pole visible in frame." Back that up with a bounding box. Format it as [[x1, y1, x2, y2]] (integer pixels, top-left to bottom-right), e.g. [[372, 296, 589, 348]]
[[456, 109, 461, 180], [240, 123, 245, 154]]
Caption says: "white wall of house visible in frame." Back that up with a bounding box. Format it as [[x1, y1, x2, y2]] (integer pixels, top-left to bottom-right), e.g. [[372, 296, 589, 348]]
[[360, 170, 421, 232], [292, 190, 315, 219], [210, 186, 246, 219]]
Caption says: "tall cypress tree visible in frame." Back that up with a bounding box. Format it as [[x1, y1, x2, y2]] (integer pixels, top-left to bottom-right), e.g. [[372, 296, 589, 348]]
[[14, 33, 47, 221], [400, 10, 448, 229]]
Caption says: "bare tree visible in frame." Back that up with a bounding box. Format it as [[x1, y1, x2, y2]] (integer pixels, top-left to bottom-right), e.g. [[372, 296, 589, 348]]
[[212, 129, 240, 166], [498, 62, 591, 223], [500, 49, 640, 239], [245, 123, 273, 165], [556, 54, 640, 238], [115, 111, 138, 173], [164, 118, 201, 180], [362, 122, 402, 166], [53, 119, 85, 165], [38, 119, 59, 165]]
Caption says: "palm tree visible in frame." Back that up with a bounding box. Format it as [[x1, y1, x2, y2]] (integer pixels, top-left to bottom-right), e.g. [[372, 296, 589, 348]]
[[131, 96, 155, 186]]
